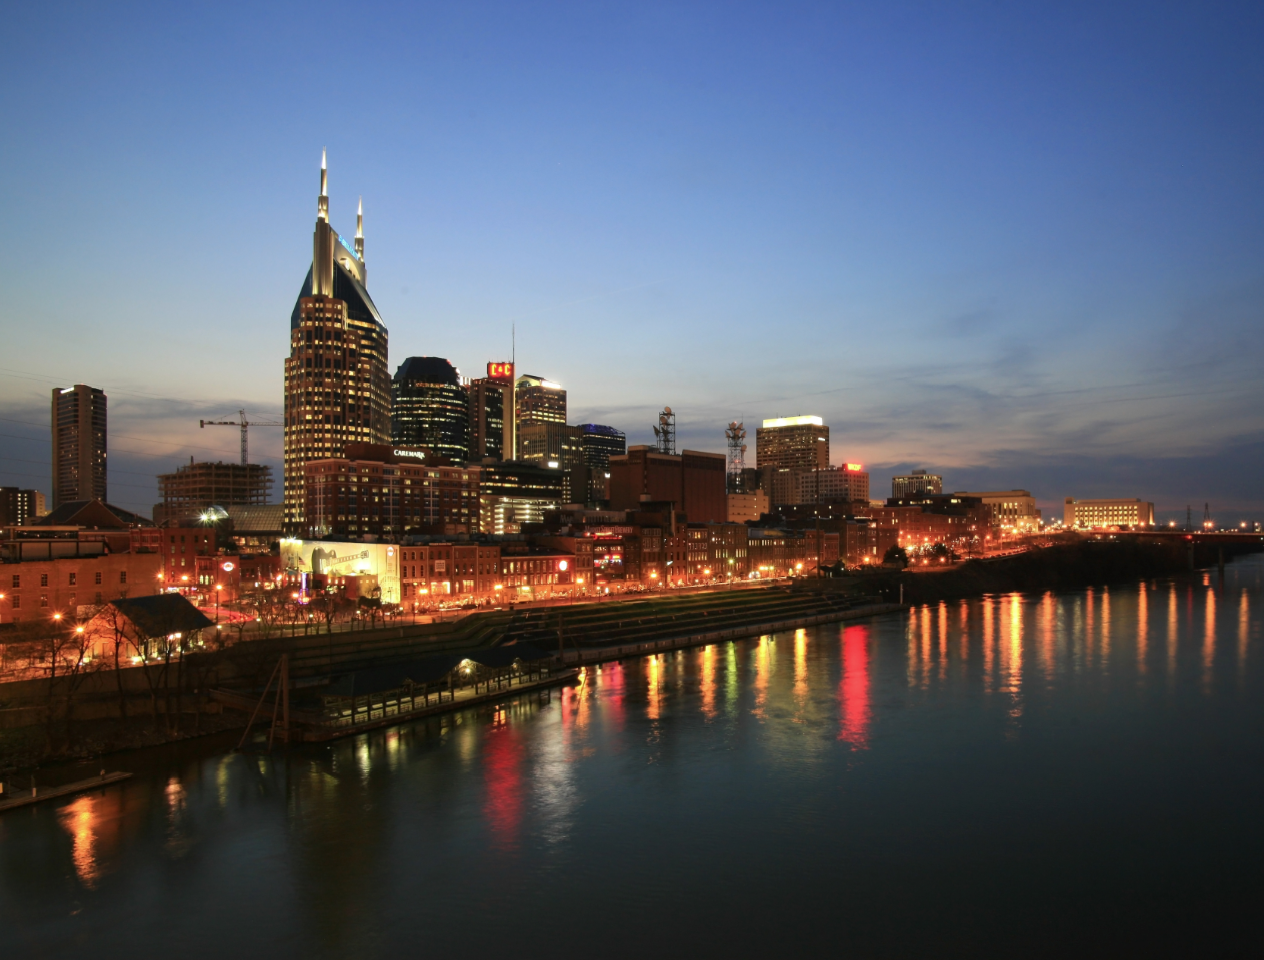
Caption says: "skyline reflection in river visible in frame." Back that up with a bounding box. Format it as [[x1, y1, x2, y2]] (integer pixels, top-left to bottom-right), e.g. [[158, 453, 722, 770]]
[[3, 557, 1263, 958]]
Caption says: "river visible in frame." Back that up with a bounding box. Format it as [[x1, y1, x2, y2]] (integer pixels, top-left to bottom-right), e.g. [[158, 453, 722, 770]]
[[3, 557, 1263, 958]]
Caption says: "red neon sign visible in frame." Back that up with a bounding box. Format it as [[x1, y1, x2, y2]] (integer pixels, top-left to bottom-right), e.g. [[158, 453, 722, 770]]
[[845, 463, 863, 472], [487, 361, 515, 382]]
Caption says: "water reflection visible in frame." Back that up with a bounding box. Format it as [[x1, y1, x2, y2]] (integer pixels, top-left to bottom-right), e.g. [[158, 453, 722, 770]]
[[1204, 586, 1217, 691], [700, 645, 717, 720], [793, 629, 809, 707], [1137, 583, 1149, 674], [838, 624, 871, 749], [6, 558, 1263, 958], [483, 724, 523, 850]]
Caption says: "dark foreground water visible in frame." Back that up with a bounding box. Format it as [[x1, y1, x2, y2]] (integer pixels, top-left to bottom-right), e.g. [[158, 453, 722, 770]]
[[4, 558, 1264, 958]]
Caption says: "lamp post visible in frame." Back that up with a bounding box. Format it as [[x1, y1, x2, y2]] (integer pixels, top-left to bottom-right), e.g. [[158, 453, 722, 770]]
[[215, 584, 222, 623]]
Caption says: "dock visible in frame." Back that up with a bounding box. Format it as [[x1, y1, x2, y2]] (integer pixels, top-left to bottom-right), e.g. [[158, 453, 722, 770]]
[[0, 771, 133, 813]]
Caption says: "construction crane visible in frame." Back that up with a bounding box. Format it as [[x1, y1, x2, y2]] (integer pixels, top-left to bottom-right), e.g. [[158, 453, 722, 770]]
[[199, 409, 283, 467]]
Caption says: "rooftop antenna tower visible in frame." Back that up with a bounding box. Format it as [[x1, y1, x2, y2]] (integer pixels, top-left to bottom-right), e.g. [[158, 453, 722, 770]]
[[1204, 502, 1213, 530], [725, 421, 747, 492], [652, 407, 676, 456]]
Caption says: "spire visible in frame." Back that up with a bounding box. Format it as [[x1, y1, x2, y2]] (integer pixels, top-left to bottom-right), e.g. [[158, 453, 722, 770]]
[[317, 148, 329, 222], [355, 195, 364, 260]]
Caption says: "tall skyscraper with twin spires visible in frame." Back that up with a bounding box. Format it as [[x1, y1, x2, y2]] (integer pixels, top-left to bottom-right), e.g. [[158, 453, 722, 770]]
[[283, 152, 391, 529]]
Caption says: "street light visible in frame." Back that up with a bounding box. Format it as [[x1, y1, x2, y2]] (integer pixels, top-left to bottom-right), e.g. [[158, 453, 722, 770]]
[[215, 584, 223, 623]]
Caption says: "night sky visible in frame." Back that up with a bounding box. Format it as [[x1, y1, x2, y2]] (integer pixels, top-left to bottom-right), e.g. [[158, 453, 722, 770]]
[[2, 1, 1262, 523]]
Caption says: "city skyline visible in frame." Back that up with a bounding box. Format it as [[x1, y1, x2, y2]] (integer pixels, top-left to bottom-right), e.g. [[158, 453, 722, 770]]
[[3, 2, 1263, 523]]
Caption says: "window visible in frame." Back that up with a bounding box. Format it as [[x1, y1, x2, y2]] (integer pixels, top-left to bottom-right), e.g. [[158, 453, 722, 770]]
[[119, 571, 128, 584], [40, 595, 48, 607], [11, 595, 19, 609], [69, 572, 77, 586], [40, 574, 48, 587], [10, 575, 18, 588], [95, 571, 102, 585], [95, 592, 102, 604]]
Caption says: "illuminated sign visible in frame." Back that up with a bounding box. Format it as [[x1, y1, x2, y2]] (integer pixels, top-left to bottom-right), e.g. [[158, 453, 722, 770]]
[[761, 416, 823, 428], [487, 361, 515, 381], [845, 463, 863, 472], [337, 232, 360, 259], [393, 448, 427, 460], [221, 561, 235, 572]]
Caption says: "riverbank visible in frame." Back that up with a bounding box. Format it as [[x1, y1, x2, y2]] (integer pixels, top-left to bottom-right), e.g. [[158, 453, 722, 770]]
[[865, 537, 1261, 606]]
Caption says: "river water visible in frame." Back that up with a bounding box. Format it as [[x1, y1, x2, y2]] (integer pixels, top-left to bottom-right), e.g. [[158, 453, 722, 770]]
[[4, 558, 1263, 958]]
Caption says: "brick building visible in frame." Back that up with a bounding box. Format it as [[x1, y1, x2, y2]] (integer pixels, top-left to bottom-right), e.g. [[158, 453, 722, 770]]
[[304, 443, 479, 538], [607, 447, 726, 523]]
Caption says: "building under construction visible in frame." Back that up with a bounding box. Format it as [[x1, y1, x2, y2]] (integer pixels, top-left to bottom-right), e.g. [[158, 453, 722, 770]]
[[154, 460, 273, 525]]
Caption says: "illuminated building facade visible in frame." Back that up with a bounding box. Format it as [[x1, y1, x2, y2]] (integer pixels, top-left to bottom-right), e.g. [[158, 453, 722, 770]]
[[398, 542, 502, 603], [789, 464, 869, 505], [892, 469, 943, 498], [468, 362, 515, 461], [726, 490, 769, 523], [755, 416, 829, 472], [51, 384, 107, 508], [477, 460, 565, 534], [518, 422, 587, 503], [514, 374, 566, 453], [391, 357, 469, 464], [284, 154, 391, 530], [756, 416, 829, 507], [304, 443, 477, 539], [1063, 497, 1155, 529], [953, 490, 1040, 532]]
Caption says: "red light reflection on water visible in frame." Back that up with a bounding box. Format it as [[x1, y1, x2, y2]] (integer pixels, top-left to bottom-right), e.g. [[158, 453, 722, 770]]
[[482, 726, 524, 849], [838, 624, 871, 749]]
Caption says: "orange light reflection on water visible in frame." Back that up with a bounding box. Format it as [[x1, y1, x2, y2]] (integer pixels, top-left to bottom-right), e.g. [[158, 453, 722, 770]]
[[700, 645, 717, 719], [1137, 583, 1148, 674], [982, 597, 995, 693], [1203, 586, 1216, 691], [793, 629, 809, 706], [1168, 584, 1178, 678]]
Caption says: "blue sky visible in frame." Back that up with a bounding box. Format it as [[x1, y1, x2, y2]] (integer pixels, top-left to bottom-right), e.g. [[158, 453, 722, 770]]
[[2, 1, 1262, 522]]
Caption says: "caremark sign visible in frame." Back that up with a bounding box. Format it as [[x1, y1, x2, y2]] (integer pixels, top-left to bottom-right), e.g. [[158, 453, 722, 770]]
[[393, 449, 427, 460]]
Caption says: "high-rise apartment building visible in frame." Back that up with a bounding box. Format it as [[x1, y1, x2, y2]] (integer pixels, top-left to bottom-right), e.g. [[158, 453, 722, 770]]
[[0, 488, 46, 526], [892, 469, 943, 499], [391, 357, 469, 464], [283, 153, 391, 529], [515, 374, 566, 454], [51, 384, 107, 507], [468, 362, 515, 461]]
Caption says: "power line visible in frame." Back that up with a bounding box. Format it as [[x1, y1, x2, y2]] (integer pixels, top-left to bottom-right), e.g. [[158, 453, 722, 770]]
[[0, 422, 282, 462]]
